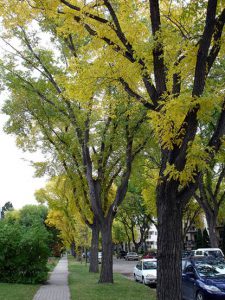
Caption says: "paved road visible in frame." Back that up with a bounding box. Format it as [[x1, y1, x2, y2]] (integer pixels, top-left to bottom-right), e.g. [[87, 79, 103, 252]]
[[113, 257, 156, 290], [113, 257, 137, 279]]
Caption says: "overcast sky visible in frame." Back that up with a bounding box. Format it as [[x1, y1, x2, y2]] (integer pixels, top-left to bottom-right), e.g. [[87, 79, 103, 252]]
[[0, 112, 47, 210], [0, 28, 50, 211]]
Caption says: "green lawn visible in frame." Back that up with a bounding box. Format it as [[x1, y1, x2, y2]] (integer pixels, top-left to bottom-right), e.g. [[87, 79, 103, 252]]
[[68, 258, 156, 300], [0, 257, 59, 300], [0, 283, 39, 300]]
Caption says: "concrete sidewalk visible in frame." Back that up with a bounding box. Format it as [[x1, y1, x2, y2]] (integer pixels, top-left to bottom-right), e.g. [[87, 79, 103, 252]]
[[33, 256, 71, 300]]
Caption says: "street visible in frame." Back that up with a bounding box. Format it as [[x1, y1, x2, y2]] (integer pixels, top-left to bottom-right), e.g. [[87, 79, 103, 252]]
[[113, 257, 137, 279]]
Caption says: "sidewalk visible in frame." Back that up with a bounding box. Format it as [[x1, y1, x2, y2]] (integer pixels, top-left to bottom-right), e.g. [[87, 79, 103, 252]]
[[33, 256, 71, 300]]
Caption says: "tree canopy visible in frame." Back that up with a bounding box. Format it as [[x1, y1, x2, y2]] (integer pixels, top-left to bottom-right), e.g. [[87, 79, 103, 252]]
[[0, 1, 224, 299]]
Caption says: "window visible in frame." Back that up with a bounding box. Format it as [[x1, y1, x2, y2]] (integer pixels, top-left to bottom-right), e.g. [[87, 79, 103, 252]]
[[185, 265, 195, 274], [136, 262, 142, 270]]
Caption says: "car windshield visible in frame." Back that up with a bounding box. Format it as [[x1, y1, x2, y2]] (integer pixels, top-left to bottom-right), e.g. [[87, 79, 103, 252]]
[[196, 263, 221, 277], [143, 261, 157, 270], [207, 250, 223, 258]]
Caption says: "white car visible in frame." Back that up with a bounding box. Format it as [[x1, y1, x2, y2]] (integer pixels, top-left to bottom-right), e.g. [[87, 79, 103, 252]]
[[192, 248, 224, 258], [133, 259, 157, 286], [98, 252, 102, 264]]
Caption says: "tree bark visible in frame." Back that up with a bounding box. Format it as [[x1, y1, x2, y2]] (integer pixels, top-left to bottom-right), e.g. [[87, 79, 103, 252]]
[[89, 219, 100, 273], [156, 183, 183, 300], [99, 219, 113, 283], [134, 243, 139, 254], [70, 241, 76, 257], [206, 211, 219, 248]]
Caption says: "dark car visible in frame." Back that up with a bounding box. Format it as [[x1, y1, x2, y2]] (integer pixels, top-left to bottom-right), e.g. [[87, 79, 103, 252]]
[[182, 257, 225, 300], [117, 250, 127, 259]]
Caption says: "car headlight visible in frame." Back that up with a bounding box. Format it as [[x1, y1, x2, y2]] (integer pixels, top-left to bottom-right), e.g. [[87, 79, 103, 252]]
[[205, 285, 221, 293], [146, 274, 156, 279], [199, 282, 221, 293]]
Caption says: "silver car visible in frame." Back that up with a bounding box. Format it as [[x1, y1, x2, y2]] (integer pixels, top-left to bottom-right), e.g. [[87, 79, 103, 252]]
[[125, 252, 139, 261]]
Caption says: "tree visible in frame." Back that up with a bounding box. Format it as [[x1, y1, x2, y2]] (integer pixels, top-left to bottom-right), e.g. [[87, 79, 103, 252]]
[[18, 204, 48, 227], [0, 221, 50, 283], [1, 201, 13, 219], [195, 229, 204, 249], [182, 200, 203, 247], [0, 1, 225, 298], [0, 24, 150, 280], [36, 176, 91, 257], [4, 204, 61, 256], [202, 228, 210, 248], [115, 187, 153, 253], [0, 205, 51, 283], [221, 224, 225, 255], [112, 219, 129, 249], [195, 162, 225, 247]]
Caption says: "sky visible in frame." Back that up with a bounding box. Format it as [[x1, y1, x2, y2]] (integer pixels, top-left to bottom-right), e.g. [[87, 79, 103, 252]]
[[0, 112, 47, 210], [0, 25, 50, 211]]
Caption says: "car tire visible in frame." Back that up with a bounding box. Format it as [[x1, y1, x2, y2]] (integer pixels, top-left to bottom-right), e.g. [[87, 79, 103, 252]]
[[134, 274, 138, 282], [196, 291, 205, 300]]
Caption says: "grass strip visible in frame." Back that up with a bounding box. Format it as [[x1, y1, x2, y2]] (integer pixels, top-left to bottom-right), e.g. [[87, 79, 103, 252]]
[[68, 257, 156, 300], [0, 283, 39, 300]]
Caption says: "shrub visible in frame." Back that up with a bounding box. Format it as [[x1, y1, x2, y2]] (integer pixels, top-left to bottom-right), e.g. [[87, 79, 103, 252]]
[[0, 221, 51, 283]]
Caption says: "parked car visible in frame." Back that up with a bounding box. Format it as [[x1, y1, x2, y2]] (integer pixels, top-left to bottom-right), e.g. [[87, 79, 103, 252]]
[[182, 257, 225, 300], [142, 252, 157, 259], [133, 259, 157, 286], [125, 252, 139, 261], [117, 250, 127, 259], [182, 250, 193, 258], [98, 252, 102, 264], [192, 248, 224, 258]]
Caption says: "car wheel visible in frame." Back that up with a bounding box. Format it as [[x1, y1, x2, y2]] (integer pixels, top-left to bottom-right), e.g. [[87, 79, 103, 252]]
[[196, 291, 205, 300], [134, 274, 138, 282]]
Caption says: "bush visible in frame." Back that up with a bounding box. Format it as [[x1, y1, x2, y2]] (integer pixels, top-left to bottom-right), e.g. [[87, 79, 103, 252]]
[[0, 222, 51, 283]]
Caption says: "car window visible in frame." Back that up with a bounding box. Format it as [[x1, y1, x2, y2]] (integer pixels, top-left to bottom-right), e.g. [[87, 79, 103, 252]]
[[182, 259, 191, 271], [143, 261, 157, 270], [184, 265, 195, 274], [207, 250, 223, 258], [136, 262, 142, 270], [196, 264, 220, 277]]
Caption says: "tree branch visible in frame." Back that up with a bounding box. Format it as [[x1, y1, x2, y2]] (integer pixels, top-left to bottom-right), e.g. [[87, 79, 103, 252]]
[[149, 0, 167, 95], [192, 0, 218, 97], [119, 78, 155, 110]]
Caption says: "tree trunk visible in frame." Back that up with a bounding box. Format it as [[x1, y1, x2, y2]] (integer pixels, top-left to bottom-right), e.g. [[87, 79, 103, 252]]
[[206, 212, 219, 248], [157, 185, 183, 300], [134, 243, 139, 254], [89, 220, 100, 273], [99, 220, 113, 283], [70, 241, 76, 257]]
